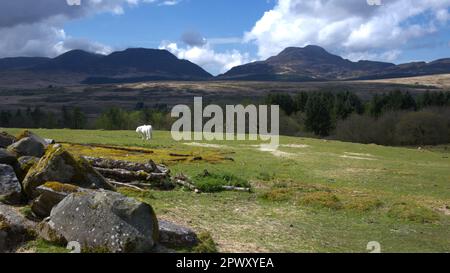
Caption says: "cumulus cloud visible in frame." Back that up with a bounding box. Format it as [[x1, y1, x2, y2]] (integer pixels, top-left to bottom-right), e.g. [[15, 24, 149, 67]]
[[245, 0, 450, 62], [159, 40, 251, 75], [0, 0, 172, 58]]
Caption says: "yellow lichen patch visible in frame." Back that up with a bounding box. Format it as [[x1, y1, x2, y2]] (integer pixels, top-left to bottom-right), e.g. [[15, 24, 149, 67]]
[[15, 129, 32, 141], [42, 182, 79, 193], [62, 143, 228, 165]]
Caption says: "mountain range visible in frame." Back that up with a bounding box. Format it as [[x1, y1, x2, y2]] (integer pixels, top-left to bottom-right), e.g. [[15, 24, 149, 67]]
[[0, 45, 449, 85]]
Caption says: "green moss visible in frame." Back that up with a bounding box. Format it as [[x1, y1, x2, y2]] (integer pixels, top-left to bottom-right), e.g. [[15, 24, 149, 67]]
[[388, 202, 440, 223], [42, 182, 79, 193], [82, 246, 111, 253], [22, 239, 70, 253], [192, 232, 218, 253], [18, 206, 34, 219]]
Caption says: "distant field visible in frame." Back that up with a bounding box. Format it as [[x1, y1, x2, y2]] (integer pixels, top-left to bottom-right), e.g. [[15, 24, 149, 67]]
[[359, 73, 450, 89], [0, 79, 444, 119], [4, 128, 450, 253]]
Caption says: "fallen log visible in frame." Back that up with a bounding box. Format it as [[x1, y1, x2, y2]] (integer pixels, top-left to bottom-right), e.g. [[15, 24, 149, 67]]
[[108, 181, 145, 191], [221, 186, 251, 192], [83, 156, 169, 174], [174, 179, 201, 193], [95, 167, 149, 183]]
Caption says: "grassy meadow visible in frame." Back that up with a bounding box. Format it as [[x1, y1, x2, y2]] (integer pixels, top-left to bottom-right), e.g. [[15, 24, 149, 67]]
[[4, 128, 450, 253]]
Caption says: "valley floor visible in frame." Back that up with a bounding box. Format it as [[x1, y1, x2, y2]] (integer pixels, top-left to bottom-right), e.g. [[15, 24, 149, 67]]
[[4, 129, 450, 253]]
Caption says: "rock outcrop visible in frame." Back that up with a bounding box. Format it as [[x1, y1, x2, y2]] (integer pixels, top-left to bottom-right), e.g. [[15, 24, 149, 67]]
[[41, 190, 159, 253]]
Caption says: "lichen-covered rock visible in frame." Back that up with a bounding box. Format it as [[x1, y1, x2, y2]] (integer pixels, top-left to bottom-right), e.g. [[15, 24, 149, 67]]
[[0, 203, 37, 252], [44, 190, 159, 253], [22, 145, 115, 198], [0, 132, 15, 149], [31, 182, 83, 218], [7, 137, 45, 158], [0, 164, 23, 204], [158, 220, 199, 248], [0, 148, 18, 167]]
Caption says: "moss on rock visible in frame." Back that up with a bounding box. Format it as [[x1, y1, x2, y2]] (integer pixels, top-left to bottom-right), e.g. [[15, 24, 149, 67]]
[[22, 145, 115, 198]]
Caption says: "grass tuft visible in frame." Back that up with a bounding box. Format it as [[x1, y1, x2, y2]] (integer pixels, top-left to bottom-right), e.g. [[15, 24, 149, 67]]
[[192, 232, 218, 253], [193, 170, 251, 193], [388, 202, 440, 223]]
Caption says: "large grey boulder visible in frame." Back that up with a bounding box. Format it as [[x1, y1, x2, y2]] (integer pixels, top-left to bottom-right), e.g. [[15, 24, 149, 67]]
[[0, 203, 37, 252], [0, 148, 18, 167], [0, 132, 15, 148], [0, 164, 23, 204], [7, 137, 45, 158], [22, 145, 115, 198], [42, 190, 159, 253], [158, 220, 198, 248]]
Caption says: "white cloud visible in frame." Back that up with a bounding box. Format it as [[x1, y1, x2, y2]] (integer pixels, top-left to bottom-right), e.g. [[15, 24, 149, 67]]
[[0, 0, 176, 58], [159, 41, 251, 75], [245, 0, 450, 62]]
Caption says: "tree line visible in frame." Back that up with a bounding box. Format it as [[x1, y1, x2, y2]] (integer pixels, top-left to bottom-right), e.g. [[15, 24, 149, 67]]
[[0, 103, 173, 131], [266, 90, 450, 145], [1, 91, 449, 146]]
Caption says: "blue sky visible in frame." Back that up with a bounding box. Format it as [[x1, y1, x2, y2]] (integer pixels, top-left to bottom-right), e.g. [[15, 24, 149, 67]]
[[65, 0, 272, 49], [0, 0, 449, 75]]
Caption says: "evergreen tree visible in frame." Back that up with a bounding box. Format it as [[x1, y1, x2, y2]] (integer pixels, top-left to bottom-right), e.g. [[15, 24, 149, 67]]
[[305, 93, 333, 136]]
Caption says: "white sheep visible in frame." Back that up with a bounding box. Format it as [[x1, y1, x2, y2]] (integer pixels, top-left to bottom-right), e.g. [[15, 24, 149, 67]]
[[136, 125, 153, 141]]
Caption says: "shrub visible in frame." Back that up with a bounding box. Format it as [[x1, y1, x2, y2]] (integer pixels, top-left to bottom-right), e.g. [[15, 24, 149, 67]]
[[395, 111, 448, 145]]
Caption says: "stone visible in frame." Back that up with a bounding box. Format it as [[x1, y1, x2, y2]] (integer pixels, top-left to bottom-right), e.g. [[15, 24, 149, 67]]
[[22, 145, 115, 198], [16, 156, 39, 181], [0, 164, 23, 204], [31, 182, 84, 218], [0, 203, 36, 252], [37, 217, 67, 246], [158, 220, 199, 248], [0, 132, 15, 148], [45, 190, 159, 253], [44, 139, 56, 145], [0, 148, 18, 166], [15, 130, 48, 148], [7, 137, 45, 158]]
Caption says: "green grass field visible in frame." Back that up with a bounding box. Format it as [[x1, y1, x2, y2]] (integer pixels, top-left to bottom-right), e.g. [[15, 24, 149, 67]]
[[5, 128, 450, 253]]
